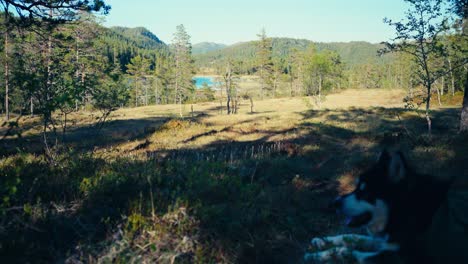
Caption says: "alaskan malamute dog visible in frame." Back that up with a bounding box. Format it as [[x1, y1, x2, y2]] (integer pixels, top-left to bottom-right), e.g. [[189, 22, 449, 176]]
[[305, 150, 463, 263]]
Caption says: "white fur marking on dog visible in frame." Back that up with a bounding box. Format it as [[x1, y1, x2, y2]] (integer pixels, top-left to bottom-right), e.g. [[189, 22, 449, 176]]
[[368, 199, 389, 234], [352, 250, 381, 264], [342, 193, 374, 216], [310, 234, 395, 251], [304, 247, 350, 262], [311, 237, 327, 249], [308, 234, 400, 263]]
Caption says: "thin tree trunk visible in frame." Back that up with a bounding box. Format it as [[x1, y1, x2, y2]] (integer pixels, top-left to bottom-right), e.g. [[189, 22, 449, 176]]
[[426, 83, 432, 134], [226, 94, 231, 115], [226, 76, 231, 115], [62, 112, 68, 142], [436, 85, 442, 107], [145, 85, 148, 106], [289, 65, 293, 97], [441, 76, 444, 96], [179, 101, 183, 117], [4, 30, 9, 121], [30, 98, 34, 117], [45, 9, 53, 132], [250, 97, 254, 114], [448, 58, 455, 96], [260, 68, 264, 100], [135, 81, 139, 107], [318, 75, 322, 109]]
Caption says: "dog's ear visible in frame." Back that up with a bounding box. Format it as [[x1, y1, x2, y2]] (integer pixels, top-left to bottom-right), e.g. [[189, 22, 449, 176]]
[[388, 152, 406, 183]]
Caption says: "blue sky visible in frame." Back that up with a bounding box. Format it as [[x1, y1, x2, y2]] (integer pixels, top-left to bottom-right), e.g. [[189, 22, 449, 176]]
[[103, 0, 410, 45]]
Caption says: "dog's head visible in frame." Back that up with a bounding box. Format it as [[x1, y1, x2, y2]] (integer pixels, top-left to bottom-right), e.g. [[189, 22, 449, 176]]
[[335, 150, 408, 234]]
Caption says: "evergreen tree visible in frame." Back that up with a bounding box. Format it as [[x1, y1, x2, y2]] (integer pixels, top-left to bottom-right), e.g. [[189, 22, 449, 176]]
[[154, 49, 174, 104], [127, 55, 150, 107], [172, 24, 194, 117], [256, 28, 273, 99]]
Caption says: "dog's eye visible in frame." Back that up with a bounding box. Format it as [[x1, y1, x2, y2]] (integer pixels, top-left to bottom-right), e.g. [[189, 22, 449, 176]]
[[360, 183, 366, 191]]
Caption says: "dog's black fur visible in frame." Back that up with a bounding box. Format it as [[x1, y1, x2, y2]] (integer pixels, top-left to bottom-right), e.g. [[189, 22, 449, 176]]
[[335, 150, 453, 263]]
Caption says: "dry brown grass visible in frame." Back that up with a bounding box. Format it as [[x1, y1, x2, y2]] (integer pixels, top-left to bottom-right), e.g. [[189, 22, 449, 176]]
[[2, 88, 466, 263], [2, 88, 457, 157]]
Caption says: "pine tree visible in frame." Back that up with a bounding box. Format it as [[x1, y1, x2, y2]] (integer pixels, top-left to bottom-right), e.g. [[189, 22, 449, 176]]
[[256, 28, 273, 100], [127, 55, 150, 107], [172, 24, 194, 117]]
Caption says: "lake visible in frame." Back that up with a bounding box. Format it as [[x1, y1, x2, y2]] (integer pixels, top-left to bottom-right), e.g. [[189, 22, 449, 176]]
[[194, 76, 215, 88]]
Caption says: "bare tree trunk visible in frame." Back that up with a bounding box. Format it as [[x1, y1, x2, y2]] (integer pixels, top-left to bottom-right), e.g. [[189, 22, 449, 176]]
[[448, 58, 455, 96], [135, 81, 139, 107], [45, 9, 53, 131], [179, 101, 183, 118], [225, 65, 232, 115], [226, 76, 231, 115], [62, 112, 68, 142], [30, 97, 34, 117], [289, 65, 294, 97], [145, 85, 148, 106], [230, 96, 235, 114], [250, 97, 254, 114], [226, 95, 231, 115], [436, 85, 442, 107], [318, 75, 322, 109], [4, 30, 9, 121], [426, 83, 432, 134], [260, 68, 264, 100], [441, 76, 444, 96]]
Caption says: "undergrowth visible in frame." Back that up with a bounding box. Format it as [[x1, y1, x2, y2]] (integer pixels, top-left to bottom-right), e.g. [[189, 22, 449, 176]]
[[1, 106, 466, 263]]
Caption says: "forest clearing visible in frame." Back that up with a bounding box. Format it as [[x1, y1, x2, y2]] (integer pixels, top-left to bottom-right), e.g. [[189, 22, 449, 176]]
[[1, 0, 467, 263], [2, 88, 466, 262]]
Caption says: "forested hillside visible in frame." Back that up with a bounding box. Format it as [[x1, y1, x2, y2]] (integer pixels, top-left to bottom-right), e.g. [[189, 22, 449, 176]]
[[194, 38, 394, 70], [192, 42, 227, 54], [100, 26, 168, 72]]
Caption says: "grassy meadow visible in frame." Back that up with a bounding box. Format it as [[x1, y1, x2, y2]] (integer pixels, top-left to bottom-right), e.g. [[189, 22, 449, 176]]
[[1, 89, 467, 263]]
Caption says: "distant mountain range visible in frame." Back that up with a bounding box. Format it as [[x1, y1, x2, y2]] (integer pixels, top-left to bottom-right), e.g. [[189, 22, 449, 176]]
[[108, 26, 167, 50], [194, 38, 393, 69], [100, 26, 393, 71], [99, 26, 168, 72], [192, 42, 227, 55]]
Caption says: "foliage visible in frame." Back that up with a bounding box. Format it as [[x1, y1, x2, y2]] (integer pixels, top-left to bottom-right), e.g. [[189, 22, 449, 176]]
[[172, 24, 195, 116], [256, 28, 274, 99], [194, 38, 394, 74], [192, 42, 227, 55], [0, 102, 466, 262], [383, 0, 454, 133], [0, 0, 110, 23]]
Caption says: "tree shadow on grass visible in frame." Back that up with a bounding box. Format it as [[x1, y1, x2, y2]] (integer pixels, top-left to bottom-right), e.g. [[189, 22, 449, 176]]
[[1, 107, 466, 263], [0, 117, 171, 156]]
